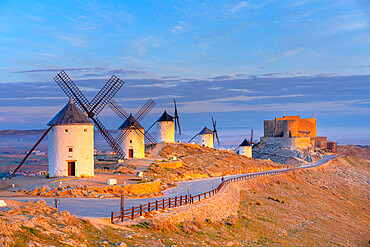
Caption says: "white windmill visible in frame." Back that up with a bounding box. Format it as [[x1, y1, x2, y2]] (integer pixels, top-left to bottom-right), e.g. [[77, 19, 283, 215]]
[[238, 139, 252, 157], [109, 99, 156, 159], [188, 117, 220, 148], [9, 71, 125, 179], [146, 99, 181, 143], [47, 99, 95, 177]]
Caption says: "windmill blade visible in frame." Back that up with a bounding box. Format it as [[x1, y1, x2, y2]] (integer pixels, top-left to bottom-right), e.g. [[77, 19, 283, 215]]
[[109, 99, 130, 121], [89, 75, 125, 117], [135, 127, 157, 144], [54, 71, 90, 113], [145, 120, 157, 134], [143, 130, 157, 144], [9, 124, 55, 179], [214, 130, 220, 146], [188, 133, 198, 143], [250, 129, 254, 144], [211, 117, 216, 131], [93, 117, 126, 158], [134, 99, 156, 123], [115, 129, 130, 145], [132, 127, 145, 141], [173, 99, 181, 135], [211, 117, 220, 145]]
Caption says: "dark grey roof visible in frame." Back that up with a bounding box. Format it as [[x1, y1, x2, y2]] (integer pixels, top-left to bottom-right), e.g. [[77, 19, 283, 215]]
[[198, 126, 213, 135], [118, 114, 144, 130], [157, 111, 174, 122], [239, 139, 252, 146], [47, 99, 93, 126]]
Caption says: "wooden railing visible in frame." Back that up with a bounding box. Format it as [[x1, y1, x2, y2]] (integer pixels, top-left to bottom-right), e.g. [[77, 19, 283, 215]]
[[111, 168, 292, 223]]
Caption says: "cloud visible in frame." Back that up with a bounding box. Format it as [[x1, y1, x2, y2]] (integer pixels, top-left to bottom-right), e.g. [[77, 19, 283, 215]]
[[0, 117, 7, 122], [162, 76, 179, 79], [229, 1, 249, 13], [108, 69, 147, 75], [55, 35, 87, 47], [14, 67, 105, 74], [283, 47, 303, 57], [228, 89, 256, 93], [208, 75, 234, 80]]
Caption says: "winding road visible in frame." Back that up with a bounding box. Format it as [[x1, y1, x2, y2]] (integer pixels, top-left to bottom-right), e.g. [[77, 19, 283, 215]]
[[3, 155, 337, 218]]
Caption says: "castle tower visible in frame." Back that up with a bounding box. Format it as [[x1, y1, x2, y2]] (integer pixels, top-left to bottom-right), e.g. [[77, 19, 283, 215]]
[[119, 114, 145, 159], [47, 99, 94, 177], [156, 111, 175, 143], [239, 139, 252, 157], [198, 126, 214, 148]]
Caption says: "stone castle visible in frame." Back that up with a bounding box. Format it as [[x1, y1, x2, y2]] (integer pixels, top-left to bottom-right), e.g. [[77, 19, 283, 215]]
[[262, 115, 337, 152]]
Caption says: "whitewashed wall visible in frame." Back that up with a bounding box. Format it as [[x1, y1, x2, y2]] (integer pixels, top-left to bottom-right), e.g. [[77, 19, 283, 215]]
[[199, 134, 213, 148], [239, 146, 252, 157], [48, 125, 94, 177], [157, 121, 175, 143], [121, 129, 145, 159]]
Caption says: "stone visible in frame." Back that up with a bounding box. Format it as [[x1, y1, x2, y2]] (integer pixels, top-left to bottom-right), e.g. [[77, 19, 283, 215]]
[[107, 179, 117, 185], [0, 200, 7, 207]]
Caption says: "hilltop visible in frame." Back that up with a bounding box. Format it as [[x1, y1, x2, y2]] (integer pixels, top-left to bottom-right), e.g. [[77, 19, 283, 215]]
[[0, 146, 368, 246], [144, 143, 284, 185]]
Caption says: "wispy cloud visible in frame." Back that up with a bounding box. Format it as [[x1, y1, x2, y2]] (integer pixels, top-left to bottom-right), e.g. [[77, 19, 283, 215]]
[[14, 67, 105, 74], [229, 1, 249, 13], [171, 21, 187, 34], [283, 47, 303, 57]]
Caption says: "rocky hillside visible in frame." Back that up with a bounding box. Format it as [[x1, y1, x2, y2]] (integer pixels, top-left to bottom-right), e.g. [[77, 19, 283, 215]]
[[145, 143, 284, 185], [252, 143, 322, 165], [130, 155, 370, 246], [337, 145, 370, 160]]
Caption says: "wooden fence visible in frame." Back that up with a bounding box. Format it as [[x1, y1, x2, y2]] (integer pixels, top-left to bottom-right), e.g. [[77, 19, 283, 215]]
[[111, 169, 291, 223]]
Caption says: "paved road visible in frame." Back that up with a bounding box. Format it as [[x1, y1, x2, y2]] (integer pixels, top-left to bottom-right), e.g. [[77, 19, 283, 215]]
[[3, 155, 337, 218]]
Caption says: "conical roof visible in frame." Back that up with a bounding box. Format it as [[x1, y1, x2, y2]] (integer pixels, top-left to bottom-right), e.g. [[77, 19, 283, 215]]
[[47, 99, 93, 126], [118, 113, 144, 130], [239, 139, 251, 146], [157, 111, 174, 122], [198, 126, 213, 135]]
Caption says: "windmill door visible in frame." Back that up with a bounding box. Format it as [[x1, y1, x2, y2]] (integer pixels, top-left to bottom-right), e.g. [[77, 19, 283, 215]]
[[128, 149, 134, 158], [67, 161, 76, 176]]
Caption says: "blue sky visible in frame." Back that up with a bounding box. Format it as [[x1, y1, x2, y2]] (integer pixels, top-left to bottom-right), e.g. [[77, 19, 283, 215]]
[[0, 0, 369, 145]]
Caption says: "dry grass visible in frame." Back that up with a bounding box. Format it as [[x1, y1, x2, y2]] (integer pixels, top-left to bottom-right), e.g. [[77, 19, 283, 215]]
[[145, 143, 284, 185], [127, 155, 369, 246]]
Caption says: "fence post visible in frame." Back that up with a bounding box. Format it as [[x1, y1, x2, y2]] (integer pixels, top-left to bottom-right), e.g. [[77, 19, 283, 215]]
[[185, 195, 187, 205], [180, 195, 182, 206], [162, 198, 165, 209], [169, 198, 171, 208], [111, 212, 114, 224], [190, 194, 192, 204], [175, 196, 177, 207], [131, 207, 134, 220], [140, 205, 143, 216], [148, 202, 151, 212], [155, 200, 158, 211]]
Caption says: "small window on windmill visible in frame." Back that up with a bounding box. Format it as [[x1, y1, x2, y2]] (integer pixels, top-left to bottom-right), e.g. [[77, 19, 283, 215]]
[[84, 129, 87, 132], [64, 129, 68, 133], [68, 147, 73, 152], [130, 140, 133, 143]]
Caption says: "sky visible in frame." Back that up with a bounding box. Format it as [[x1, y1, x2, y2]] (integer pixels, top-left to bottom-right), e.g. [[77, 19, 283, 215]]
[[0, 0, 369, 145]]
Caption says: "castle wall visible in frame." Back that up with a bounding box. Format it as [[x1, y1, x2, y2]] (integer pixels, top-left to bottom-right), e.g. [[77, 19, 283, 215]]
[[199, 134, 213, 148], [264, 116, 317, 138], [48, 125, 94, 177], [260, 137, 311, 149], [264, 120, 275, 137], [121, 129, 145, 159], [157, 121, 175, 143]]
